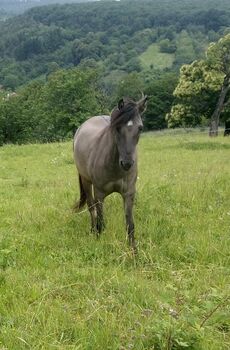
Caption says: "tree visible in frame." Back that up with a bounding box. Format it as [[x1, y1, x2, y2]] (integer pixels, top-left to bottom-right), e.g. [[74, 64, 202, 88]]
[[206, 34, 230, 136], [0, 68, 104, 145], [0, 95, 25, 144], [144, 72, 178, 130], [175, 30, 196, 65], [167, 33, 230, 135], [114, 73, 145, 107], [159, 39, 176, 54], [167, 60, 222, 128], [2, 74, 21, 90], [42, 68, 103, 139]]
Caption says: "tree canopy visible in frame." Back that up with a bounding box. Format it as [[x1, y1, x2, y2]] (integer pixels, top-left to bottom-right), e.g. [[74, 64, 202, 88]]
[[0, 68, 104, 145], [0, 0, 230, 89], [167, 33, 230, 134]]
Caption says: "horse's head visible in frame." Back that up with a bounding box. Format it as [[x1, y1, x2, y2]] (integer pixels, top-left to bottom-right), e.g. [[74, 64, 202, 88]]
[[111, 95, 147, 171]]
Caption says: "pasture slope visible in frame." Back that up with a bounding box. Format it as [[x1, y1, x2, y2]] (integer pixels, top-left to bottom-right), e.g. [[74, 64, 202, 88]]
[[0, 132, 229, 349], [139, 43, 175, 70]]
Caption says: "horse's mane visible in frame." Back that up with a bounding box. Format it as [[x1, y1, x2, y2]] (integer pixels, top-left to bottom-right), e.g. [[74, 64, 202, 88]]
[[110, 98, 137, 129]]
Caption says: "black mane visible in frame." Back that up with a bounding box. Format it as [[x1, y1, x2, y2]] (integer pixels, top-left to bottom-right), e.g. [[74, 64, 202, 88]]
[[110, 99, 137, 128]]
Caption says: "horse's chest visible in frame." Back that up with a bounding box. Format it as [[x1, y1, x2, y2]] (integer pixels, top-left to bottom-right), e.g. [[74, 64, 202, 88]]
[[101, 179, 126, 195]]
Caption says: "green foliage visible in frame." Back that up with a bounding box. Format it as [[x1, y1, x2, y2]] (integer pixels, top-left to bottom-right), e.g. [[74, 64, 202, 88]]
[[0, 95, 24, 144], [0, 0, 91, 15], [0, 68, 103, 144], [107, 71, 178, 130], [0, 133, 229, 348], [0, 67, 178, 145], [144, 72, 178, 129], [1, 2, 230, 141], [207, 33, 230, 75], [159, 39, 177, 54], [0, 0, 230, 88], [174, 30, 197, 66], [115, 72, 145, 103], [41, 68, 102, 139], [167, 33, 230, 128], [167, 103, 201, 128]]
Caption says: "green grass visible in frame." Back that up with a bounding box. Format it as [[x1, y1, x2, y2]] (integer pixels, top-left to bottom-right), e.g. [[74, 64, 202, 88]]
[[139, 43, 175, 70], [0, 132, 229, 349]]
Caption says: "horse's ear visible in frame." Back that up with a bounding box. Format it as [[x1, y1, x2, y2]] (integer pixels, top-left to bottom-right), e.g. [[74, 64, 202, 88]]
[[138, 95, 148, 114], [118, 98, 124, 110]]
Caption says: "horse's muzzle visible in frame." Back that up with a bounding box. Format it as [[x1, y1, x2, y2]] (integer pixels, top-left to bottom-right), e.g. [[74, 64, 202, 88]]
[[120, 160, 134, 171]]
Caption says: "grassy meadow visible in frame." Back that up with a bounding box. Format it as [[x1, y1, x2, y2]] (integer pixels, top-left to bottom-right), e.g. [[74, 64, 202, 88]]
[[0, 132, 229, 349], [139, 44, 175, 70]]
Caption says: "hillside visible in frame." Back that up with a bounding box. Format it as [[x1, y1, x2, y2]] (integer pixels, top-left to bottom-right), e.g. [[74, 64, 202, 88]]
[[0, 0, 230, 89], [140, 43, 175, 70], [0, 0, 92, 15]]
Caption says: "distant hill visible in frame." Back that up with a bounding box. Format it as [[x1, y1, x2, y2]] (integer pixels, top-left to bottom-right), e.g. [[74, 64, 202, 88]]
[[0, 0, 230, 89], [0, 0, 93, 15]]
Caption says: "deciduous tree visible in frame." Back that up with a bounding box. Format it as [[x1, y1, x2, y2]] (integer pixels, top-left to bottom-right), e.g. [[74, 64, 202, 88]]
[[167, 33, 230, 135]]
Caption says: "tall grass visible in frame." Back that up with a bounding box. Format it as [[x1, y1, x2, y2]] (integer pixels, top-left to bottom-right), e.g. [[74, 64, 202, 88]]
[[0, 133, 229, 349]]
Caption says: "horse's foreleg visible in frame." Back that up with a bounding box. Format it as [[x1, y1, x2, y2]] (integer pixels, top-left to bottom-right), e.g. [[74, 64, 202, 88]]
[[94, 188, 105, 234], [123, 193, 136, 252]]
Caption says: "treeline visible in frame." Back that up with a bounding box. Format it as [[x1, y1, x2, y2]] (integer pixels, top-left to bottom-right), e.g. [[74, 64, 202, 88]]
[[0, 0, 230, 89], [0, 69, 103, 145], [0, 0, 91, 15], [0, 67, 178, 145]]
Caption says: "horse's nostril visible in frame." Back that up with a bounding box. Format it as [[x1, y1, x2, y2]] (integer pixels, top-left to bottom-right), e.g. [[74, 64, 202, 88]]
[[120, 160, 134, 171]]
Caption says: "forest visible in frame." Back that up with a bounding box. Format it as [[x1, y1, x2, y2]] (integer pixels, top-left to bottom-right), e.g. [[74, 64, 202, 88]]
[[0, 0, 92, 15], [0, 0, 230, 144]]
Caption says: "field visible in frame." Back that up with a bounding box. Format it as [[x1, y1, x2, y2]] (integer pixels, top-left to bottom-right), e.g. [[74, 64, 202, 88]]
[[0, 132, 229, 349], [139, 44, 175, 70]]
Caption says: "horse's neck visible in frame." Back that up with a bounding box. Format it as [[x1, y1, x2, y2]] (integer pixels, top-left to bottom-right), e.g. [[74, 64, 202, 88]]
[[101, 127, 120, 171]]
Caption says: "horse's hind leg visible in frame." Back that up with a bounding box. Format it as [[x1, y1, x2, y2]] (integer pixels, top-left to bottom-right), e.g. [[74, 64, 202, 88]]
[[94, 187, 105, 234], [73, 174, 87, 211], [80, 177, 97, 232]]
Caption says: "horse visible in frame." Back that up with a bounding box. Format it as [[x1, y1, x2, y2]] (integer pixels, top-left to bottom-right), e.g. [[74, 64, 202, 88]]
[[73, 95, 147, 252]]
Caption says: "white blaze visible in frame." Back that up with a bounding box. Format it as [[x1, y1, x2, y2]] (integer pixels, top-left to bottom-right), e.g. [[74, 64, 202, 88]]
[[127, 120, 133, 126]]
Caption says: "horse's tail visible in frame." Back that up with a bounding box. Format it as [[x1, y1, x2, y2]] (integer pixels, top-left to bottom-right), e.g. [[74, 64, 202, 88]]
[[73, 175, 87, 211]]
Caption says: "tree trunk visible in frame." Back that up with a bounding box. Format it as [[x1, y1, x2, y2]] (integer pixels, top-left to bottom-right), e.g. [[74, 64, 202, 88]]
[[209, 118, 219, 137], [209, 75, 230, 137], [224, 119, 230, 136]]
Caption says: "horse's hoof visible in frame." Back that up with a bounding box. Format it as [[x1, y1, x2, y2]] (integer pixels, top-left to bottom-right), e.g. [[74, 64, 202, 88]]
[[129, 239, 138, 256], [132, 245, 138, 256], [96, 222, 105, 234]]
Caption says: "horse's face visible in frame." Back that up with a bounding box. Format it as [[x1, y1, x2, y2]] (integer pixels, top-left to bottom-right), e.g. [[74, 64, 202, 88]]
[[116, 116, 143, 171], [113, 96, 147, 171]]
